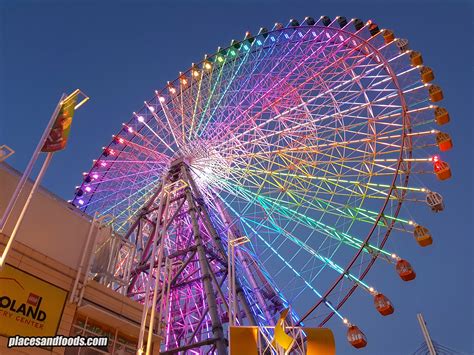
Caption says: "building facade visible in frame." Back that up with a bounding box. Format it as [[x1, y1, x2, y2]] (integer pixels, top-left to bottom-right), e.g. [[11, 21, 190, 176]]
[[0, 163, 160, 354]]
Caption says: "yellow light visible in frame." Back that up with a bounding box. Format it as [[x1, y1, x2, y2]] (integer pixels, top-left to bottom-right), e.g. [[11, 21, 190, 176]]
[[192, 70, 200, 77], [204, 62, 212, 70]]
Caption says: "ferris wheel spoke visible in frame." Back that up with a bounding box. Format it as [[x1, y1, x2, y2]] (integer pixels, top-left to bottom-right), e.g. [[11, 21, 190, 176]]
[[72, 17, 451, 349], [194, 46, 269, 139], [216, 179, 395, 257], [149, 98, 184, 149], [211, 28, 385, 147], [219, 195, 349, 321], [256, 187, 411, 234], [228, 166, 423, 205], [253, 218, 383, 299], [216, 90, 406, 156]]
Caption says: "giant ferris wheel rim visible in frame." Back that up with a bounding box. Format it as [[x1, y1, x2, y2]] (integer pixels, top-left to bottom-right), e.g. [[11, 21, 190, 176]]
[[297, 20, 413, 324], [72, 14, 449, 339], [79, 18, 409, 305]]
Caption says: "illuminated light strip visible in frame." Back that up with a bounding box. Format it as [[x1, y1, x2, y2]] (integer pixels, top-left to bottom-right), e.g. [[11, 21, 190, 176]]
[[226, 167, 423, 205], [178, 75, 187, 146], [196, 41, 259, 138], [215, 27, 388, 149], [217, 78, 416, 159], [232, 168, 426, 193], [374, 158, 433, 162], [193, 53, 229, 137], [81, 168, 162, 211], [249, 206, 375, 292], [215, 46, 406, 151], [195, 27, 304, 140], [100, 179, 160, 230], [219, 195, 346, 321], [217, 179, 392, 256], [220, 120, 410, 160], [354, 206, 412, 225], [188, 58, 207, 140], [133, 113, 176, 153], [149, 99, 181, 149], [216, 87, 405, 155], [112, 136, 168, 161], [88, 167, 164, 186]]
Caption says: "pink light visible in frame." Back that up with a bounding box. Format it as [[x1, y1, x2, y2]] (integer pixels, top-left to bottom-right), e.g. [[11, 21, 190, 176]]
[[119, 138, 124, 144], [149, 106, 155, 113], [128, 127, 134, 133], [85, 186, 92, 192], [92, 173, 99, 179], [100, 161, 107, 167], [159, 96, 165, 103], [432, 155, 439, 162], [137, 116, 145, 123]]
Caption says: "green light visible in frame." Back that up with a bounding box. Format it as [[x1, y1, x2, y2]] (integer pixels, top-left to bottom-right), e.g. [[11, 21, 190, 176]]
[[217, 56, 224, 63], [229, 49, 236, 56]]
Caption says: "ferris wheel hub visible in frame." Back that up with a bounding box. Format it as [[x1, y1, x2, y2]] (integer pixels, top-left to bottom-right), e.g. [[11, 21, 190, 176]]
[[172, 139, 230, 191]]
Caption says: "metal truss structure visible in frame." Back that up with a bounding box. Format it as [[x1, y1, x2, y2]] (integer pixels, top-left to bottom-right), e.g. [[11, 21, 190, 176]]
[[72, 15, 453, 352]]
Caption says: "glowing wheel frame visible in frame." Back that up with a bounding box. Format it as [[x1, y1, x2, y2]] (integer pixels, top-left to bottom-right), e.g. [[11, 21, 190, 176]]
[[73, 15, 452, 352]]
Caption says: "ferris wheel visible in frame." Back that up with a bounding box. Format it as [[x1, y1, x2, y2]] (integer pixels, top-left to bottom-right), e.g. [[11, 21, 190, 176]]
[[72, 15, 452, 352]]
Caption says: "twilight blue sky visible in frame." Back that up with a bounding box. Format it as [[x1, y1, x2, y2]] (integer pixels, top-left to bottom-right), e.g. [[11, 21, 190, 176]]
[[0, 1, 472, 354]]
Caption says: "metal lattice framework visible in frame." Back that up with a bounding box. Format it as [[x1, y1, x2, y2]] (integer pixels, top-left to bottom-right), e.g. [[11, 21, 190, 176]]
[[72, 16, 452, 352]]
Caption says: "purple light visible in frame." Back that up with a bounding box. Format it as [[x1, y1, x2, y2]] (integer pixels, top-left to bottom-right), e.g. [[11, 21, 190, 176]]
[[85, 186, 92, 192], [92, 173, 99, 179], [101, 162, 107, 167], [128, 127, 134, 133], [78, 199, 84, 205]]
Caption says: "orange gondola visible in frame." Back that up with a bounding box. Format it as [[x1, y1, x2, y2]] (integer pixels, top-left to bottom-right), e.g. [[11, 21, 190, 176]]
[[374, 293, 394, 316], [410, 50, 423, 66], [434, 107, 450, 125], [420, 66, 434, 83], [414, 225, 433, 247], [396, 259, 416, 281], [433, 159, 452, 181], [429, 85, 444, 102], [347, 325, 367, 349], [436, 132, 453, 151], [383, 29, 394, 43]]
